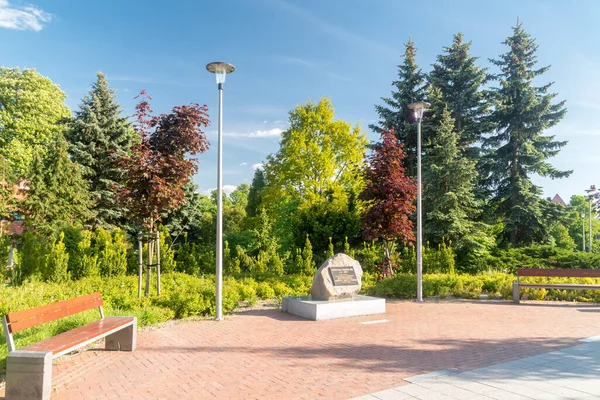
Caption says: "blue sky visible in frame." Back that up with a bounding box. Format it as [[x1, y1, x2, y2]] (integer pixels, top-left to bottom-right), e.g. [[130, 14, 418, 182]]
[[1, 0, 599, 202]]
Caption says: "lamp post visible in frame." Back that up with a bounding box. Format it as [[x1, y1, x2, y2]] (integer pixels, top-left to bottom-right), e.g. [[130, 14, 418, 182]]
[[585, 185, 596, 253], [581, 212, 586, 252], [407, 101, 431, 303], [206, 61, 235, 321]]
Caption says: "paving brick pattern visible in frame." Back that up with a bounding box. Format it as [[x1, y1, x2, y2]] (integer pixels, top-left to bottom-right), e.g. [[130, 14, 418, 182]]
[[2, 300, 600, 399]]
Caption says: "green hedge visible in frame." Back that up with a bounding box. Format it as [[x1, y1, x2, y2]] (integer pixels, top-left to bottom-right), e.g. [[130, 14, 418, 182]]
[[365, 272, 600, 303], [365, 273, 514, 299], [483, 245, 600, 273]]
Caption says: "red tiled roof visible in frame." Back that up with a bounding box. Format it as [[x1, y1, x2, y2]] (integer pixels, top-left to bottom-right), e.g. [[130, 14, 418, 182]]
[[551, 194, 567, 207]]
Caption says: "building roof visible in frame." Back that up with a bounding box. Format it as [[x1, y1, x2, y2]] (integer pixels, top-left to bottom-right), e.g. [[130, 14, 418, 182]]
[[551, 194, 567, 207]]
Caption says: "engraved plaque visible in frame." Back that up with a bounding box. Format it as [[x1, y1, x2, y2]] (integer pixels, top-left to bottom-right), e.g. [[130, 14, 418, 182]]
[[329, 266, 359, 286]]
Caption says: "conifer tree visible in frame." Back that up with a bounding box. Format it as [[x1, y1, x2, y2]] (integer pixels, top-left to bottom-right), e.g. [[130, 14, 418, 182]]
[[485, 21, 570, 246], [246, 168, 266, 220], [428, 33, 490, 156], [23, 139, 94, 235], [370, 39, 426, 177], [67, 72, 135, 229], [422, 94, 480, 252]]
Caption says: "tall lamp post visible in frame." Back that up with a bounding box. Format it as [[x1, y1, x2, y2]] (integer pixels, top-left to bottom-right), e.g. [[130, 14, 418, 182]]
[[206, 61, 235, 321], [407, 101, 431, 303], [585, 185, 596, 253], [581, 212, 586, 252]]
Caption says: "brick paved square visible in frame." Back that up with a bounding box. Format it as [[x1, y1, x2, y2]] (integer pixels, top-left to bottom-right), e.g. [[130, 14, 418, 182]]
[[2, 300, 600, 399]]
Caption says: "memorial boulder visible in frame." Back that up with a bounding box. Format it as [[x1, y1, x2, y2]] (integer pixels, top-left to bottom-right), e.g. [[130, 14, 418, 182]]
[[310, 253, 362, 301]]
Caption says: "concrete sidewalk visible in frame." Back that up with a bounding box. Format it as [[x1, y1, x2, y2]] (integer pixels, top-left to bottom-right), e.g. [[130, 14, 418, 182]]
[[358, 339, 600, 400]]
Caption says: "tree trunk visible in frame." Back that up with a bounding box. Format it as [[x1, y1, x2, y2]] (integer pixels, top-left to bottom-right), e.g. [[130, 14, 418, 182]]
[[383, 239, 394, 278]]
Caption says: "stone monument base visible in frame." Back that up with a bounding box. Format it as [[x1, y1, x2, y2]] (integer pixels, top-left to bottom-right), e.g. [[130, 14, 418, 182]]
[[282, 295, 385, 321]]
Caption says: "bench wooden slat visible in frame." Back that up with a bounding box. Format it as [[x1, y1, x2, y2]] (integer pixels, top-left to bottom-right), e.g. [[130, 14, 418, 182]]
[[517, 268, 600, 278], [6, 292, 103, 333], [8, 299, 103, 333], [22, 316, 134, 356], [519, 283, 600, 289]]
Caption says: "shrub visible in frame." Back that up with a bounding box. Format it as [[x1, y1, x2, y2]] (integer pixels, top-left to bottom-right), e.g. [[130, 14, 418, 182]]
[[44, 232, 70, 283], [20, 231, 47, 282], [70, 230, 99, 279]]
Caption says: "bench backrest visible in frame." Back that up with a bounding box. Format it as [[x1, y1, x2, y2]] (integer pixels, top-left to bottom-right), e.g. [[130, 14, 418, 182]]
[[517, 268, 600, 278], [4, 292, 103, 334]]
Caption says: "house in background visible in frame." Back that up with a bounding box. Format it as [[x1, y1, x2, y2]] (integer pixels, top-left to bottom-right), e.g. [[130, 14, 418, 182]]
[[551, 193, 567, 207]]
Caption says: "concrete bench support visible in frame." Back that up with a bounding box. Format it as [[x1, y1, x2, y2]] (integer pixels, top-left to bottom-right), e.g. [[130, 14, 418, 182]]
[[106, 318, 137, 351], [6, 350, 52, 400], [513, 282, 520, 304]]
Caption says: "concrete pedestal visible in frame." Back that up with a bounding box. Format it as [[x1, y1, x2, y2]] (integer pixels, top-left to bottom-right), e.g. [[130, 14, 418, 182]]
[[282, 295, 385, 321], [6, 350, 52, 400]]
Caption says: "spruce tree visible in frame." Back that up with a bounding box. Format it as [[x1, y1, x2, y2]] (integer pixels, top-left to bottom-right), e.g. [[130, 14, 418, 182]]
[[485, 21, 570, 246], [428, 32, 490, 157], [370, 38, 426, 177], [423, 90, 480, 252], [66, 72, 135, 229], [23, 138, 94, 236]]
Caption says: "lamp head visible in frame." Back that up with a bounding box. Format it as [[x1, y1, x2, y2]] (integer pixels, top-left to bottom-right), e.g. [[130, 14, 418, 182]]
[[581, 212, 586, 218], [206, 62, 235, 85], [407, 101, 431, 121]]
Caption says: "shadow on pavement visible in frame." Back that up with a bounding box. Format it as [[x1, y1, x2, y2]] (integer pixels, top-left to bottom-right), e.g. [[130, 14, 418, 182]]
[[141, 336, 586, 376]]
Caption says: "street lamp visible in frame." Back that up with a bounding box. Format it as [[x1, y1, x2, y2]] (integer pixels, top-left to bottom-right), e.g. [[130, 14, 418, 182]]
[[581, 212, 586, 252], [206, 61, 235, 321], [407, 101, 431, 303], [585, 185, 596, 253]]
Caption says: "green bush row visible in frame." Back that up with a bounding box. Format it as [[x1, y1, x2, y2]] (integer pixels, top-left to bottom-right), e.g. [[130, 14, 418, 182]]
[[365, 272, 600, 303]]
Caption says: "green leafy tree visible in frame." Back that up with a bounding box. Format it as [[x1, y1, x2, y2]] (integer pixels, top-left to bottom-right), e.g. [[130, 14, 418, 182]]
[[264, 98, 367, 252], [225, 184, 249, 234], [264, 97, 367, 207], [0, 68, 71, 177], [0, 154, 16, 224], [428, 32, 490, 157], [66, 72, 136, 229], [22, 139, 94, 235], [484, 21, 570, 246], [370, 39, 426, 177], [567, 195, 600, 252]]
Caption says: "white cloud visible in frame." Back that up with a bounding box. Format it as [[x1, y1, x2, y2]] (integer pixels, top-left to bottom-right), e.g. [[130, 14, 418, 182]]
[[202, 185, 238, 196], [248, 128, 283, 138], [252, 163, 264, 170], [0, 0, 52, 31], [239, 162, 248, 166], [263, 120, 268, 124], [223, 185, 237, 195]]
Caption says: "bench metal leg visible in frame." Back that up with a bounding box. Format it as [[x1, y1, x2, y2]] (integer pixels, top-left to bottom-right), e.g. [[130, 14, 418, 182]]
[[6, 350, 52, 400], [512, 283, 520, 304], [106, 317, 137, 351]]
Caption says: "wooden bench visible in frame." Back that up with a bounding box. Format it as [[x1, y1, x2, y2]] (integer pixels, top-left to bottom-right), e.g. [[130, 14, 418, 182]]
[[513, 268, 600, 304], [2, 292, 136, 400]]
